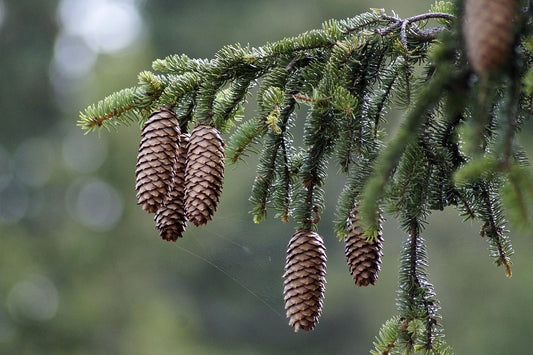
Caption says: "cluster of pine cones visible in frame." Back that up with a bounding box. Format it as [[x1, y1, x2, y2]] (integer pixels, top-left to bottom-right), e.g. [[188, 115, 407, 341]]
[[135, 108, 225, 241], [134, 109, 385, 332], [131, 0, 519, 334]]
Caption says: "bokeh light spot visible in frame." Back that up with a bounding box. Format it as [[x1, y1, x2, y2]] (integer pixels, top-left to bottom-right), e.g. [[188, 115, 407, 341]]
[[14, 138, 56, 187], [67, 178, 123, 231], [0, 2, 5, 31], [0, 145, 12, 191], [58, 0, 143, 54], [0, 181, 28, 224], [0, 310, 15, 343], [62, 127, 108, 173], [7, 275, 59, 322], [52, 33, 97, 79]]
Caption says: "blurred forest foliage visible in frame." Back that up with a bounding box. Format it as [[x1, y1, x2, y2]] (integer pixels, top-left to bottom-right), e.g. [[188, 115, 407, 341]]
[[1, 0, 532, 354]]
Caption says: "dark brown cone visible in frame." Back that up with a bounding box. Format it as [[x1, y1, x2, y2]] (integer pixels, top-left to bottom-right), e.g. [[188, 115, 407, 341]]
[[184, 125, 225, 226], [155, 133, 189, 241], [135, 109, 180, 213], [345, 204, 384, 287], [283, 230, 327, 332], [463, 0, 518, 75]]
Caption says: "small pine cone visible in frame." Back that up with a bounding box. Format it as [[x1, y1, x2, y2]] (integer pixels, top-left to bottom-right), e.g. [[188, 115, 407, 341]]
[[345, 205, 384, 287], [463, 0, 518, 75], [135, 109, 180, 213], [185, 125, 225, 226], [283, 230, 327, 332], [155, 133, 190, 241]]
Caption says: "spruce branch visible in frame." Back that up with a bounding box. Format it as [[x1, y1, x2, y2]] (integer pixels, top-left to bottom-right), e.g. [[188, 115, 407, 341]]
[[451, 188, 477, 220], [334, 154, 378, 238], [79, 86, 145, 131], [152, 53, 211, 75], [371, 316, 400, 355], [157, 72, 203, 111], [498, 68, 522, 168], [77, 2, 533, 349], [226, 118, 265, 163], [294, 36, 360, 229], [367, 56, 404, 138], [249, 100, 297, 223], [478, 182, 514, 277], [360, 60, 456, 236], [274, 127, 294, 222], [502, 165, 533, 229], [396, 221, 446, 353], [80, 9, 452, 131]]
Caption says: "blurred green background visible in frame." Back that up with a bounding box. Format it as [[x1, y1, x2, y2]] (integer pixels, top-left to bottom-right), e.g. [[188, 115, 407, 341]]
[[1, 0, 533, 354]]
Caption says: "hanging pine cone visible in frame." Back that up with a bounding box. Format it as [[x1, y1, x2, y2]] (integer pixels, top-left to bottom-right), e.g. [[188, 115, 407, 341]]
[[463, 0, 518, 75], [184, 125, 225, 226], [345, 204, 384, 287], [155, 133, 189, 241], [283, 229, 327, 332], [135, 109, 180, 213]]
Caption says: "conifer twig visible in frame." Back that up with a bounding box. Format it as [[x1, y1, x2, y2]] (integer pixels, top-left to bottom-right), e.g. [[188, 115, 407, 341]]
[[376, 10, 454, 48]]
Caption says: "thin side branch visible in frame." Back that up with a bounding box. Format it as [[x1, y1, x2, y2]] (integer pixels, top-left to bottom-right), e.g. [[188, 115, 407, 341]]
[[376, 10, 455, 49]]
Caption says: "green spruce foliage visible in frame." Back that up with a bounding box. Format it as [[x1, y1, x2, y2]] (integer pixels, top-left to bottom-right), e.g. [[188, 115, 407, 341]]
[[80, 0, 533, 352]]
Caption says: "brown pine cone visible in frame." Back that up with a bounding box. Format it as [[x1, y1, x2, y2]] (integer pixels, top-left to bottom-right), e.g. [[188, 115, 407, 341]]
[[135, 109, 180, 213], [283, 229, 327, 332], [345, 204, 384, 287], [184, 125, 225, 226], [463, 0, 518, 75], [155, 133, 189, 241]]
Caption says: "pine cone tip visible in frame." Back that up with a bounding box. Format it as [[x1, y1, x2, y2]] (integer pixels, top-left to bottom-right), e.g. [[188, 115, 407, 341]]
[[159, 228, 183, 242]]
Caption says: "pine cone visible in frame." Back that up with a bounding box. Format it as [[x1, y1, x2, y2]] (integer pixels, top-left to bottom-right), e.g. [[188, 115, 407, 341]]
[[463, 0, 518, 75], [185, 125, 225, 226], [283, 230, 327, 332], [345, 204, 384, 287], [135, 109, 180, 213], [155, 133, 189, 241]]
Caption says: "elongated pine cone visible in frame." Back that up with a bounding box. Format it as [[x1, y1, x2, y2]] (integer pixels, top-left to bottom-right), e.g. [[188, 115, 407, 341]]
[[185, 125, 225, 226], [155, 133, 189, 241], [283, 230, 327, 332], [135, 109, 180, 213], [345, 205, 384, 287], [463, 0, 518, 75]]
